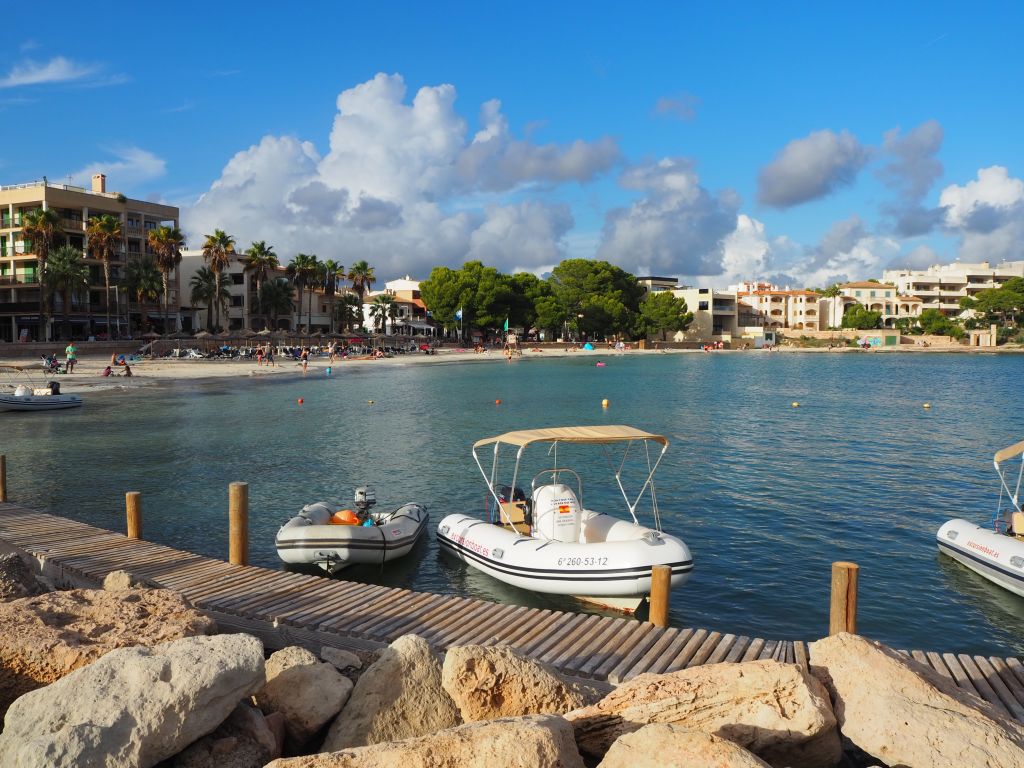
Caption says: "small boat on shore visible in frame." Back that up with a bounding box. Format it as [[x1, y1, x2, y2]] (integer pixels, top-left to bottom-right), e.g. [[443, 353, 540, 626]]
[[937, 440, 1024, 597], [437, 425, 693, 613], [0, 364, 82, 412], [276, 486, 428, 573]]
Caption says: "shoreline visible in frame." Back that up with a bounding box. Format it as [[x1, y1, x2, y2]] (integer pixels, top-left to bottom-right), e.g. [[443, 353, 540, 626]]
[[1, 341, 1021, 394]]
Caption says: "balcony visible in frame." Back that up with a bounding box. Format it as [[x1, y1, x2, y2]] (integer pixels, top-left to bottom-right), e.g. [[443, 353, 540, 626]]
[[0, 302, 40, 314], [0, 215, 23, 229], [0, 275, 39, 285], [62, 218, 85, 231]]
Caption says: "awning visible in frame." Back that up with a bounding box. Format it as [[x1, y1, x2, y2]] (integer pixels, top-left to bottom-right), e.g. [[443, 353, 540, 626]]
[[473, 425, 669, 451], [394, 318, 434, 330]]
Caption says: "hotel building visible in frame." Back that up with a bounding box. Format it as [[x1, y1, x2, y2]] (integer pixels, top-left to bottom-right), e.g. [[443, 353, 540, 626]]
[[881, 260, 1024, 317], [0, 174, 180, 342]]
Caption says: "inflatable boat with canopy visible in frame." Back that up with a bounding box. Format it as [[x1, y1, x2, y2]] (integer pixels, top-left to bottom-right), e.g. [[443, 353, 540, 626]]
[[436, 425, 693, 613], [937, 440, 1024, 597]]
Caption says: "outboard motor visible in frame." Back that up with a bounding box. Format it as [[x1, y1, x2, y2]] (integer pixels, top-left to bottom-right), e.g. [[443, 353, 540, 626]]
[[531, 483, 582, 543], [47, 380, 60, 395]]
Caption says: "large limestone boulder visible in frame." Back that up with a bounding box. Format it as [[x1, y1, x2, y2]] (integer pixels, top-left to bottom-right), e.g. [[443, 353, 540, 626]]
[[564, 659, 840, 768], [0, 633, 265, 768], [255, 645, 354, 747], [0, 553, 46, 601], [0, 587, 215, 718], [442, 644, 587, 721], [320, 634, 461, 752], [267, 714, 584, 767], [169, 701, 279, 768], [598, 723, 771, 767], [810, 633, 1024, 768]]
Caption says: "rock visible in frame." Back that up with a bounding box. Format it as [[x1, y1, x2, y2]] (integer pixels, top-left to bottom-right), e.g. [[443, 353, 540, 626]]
[[598, 724, 771, 767], [0, 587, 215, 719], [809, 633, 1024, 768], [441, 644, 587, 721], [169, 701, 279, 767], [564, 659, 840, 768], [0, 633, 266, 768], [320, 634, 461, 752], [265, 712, 287, 758], [102, 569, 157, 590], [256, 645, 354, 747], [0, 553, 46, 601], [321, 646, 363, 672], [267, 714, 584, 767]]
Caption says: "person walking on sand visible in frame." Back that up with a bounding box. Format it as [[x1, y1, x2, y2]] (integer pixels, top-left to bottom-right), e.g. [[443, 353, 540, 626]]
[[328, 341, 337, 364], [266, 345, 275, 367], [64, 342, 78, 373], [301, 347, 309, 374]]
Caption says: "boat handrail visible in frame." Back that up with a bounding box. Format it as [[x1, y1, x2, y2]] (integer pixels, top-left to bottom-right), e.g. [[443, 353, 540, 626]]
[[530, 468, 583, 504], [994, 440, 1024, 519]]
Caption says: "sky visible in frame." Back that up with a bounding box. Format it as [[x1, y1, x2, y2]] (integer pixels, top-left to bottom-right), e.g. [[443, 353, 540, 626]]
[[1, 2, 1022, 287]]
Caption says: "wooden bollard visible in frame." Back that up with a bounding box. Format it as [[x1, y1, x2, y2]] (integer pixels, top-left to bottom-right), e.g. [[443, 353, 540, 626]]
[[229, 482, 249, 566], [649, 564, 672, 627], [0, 454, 7, 503], [125, 492, 142, 540], [829, 561, 859, 635]]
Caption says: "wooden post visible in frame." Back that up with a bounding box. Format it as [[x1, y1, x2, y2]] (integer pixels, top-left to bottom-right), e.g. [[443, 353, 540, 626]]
[[0, 455, 7, 503], [649, 564, 672, 628], [125, 491, 142, 540], [229, 482, 249, 566], [829, 561, 859, 635]]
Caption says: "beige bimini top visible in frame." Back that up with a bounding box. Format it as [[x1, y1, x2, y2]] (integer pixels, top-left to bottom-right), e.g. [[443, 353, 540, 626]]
[[995, 440, 1024, 465], [473, 425, 668, 450]]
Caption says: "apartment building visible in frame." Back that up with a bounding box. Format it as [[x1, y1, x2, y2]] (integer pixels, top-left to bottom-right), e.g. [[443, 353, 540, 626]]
[[832, 282, 923, 327], [0, 174, 180, 342], [735, 287, 824, 331], [363, 276, 437, 335], [670, 286, 739, 341], [882, 260, 1024, 316]]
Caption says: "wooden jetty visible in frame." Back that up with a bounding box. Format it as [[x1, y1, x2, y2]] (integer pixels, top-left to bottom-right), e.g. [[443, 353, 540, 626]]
[[0, 500, 1022, 722]]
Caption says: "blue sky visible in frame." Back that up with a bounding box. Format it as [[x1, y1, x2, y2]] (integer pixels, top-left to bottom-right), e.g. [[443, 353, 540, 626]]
[[2, 2, 1022, 285]]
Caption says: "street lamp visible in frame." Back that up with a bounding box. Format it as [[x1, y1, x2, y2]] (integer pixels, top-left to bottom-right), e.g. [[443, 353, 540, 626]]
[[577, 312, 585, 342]]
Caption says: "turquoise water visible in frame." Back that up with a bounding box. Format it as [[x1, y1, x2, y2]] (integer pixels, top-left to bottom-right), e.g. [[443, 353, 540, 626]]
[[3, 352, 1023, 656]]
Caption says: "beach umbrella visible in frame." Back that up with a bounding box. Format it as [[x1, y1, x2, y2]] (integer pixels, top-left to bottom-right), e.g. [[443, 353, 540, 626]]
[[256, 329, 272, 336], [194, 330, 211, 338], [142, 331, 161, 339]]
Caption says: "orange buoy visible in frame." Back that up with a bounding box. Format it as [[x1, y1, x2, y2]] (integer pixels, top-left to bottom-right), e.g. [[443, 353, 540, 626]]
[[297, 398, 304, 405], [495, 399, 502, 405]]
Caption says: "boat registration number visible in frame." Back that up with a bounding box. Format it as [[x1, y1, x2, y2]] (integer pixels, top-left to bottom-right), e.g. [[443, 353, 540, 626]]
[[557, 556, 608, 567]]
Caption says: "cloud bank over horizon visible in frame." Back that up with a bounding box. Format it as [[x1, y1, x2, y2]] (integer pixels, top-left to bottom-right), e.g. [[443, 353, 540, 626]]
[[182, 72, 1023, 289]]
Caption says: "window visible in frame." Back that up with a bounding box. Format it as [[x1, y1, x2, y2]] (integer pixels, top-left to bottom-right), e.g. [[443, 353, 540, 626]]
[[855, 291, 861, 297], [870, 291, 876, 298], [231, 273, 244, 285], [231, 296, 244, 307], [698, 301, 708, 310]]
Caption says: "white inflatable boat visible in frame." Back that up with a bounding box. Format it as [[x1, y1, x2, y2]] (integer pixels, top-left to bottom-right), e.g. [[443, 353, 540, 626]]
[[437, 425, 693, 613], [937, 440, 1024, 597], [0, 365, 82, 412], [276, 486, 428, 573]]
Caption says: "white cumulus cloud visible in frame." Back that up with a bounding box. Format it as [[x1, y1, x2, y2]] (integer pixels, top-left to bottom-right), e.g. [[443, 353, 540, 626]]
[[757, 129, 870, 208], [939, 166, 1024, 263]]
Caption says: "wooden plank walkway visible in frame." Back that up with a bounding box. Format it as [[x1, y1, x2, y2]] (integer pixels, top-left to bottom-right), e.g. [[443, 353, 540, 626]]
[[0, 501, 1021, 720]]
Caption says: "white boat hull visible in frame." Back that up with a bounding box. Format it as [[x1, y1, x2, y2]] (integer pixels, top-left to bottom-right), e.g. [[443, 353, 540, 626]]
[[0, 394, 82, 412], [437, 512, 692, 609], [277, 502, 428, 572], [937, 519, 1024, 597]]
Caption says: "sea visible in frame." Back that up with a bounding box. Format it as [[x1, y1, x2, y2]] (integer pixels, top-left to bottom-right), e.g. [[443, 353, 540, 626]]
[[3, 351, 1023, 656]]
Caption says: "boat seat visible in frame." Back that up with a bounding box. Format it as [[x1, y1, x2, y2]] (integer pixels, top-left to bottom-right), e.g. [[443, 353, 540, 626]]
[[1013, 511, 1024, 540], [499, 501, 532, 535]]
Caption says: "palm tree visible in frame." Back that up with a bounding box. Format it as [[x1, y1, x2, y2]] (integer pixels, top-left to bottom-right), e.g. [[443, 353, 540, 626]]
[[201, 229, 236, 331], [21, 207, 63, 341], [147, 225, 185, 334], [321, 259, 343, 334], [86, 214, 124, 338], [46, 245, 89, 340], [243, 241, 279, 329], [190, 266, 229, 333], [347, 260, 376, 310], [336, 292, 361, 333], [370, 294, 396, 334], [124, 255, 163, 334], [286, 253, 319, 333], [257, 278, 295, 331]]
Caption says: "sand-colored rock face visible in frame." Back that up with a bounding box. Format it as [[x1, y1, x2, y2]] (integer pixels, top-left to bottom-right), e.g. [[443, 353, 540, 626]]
[[597, 723, 771, 768], [0, 634, 266, 768], [810, 633, 1024, 768], [0, 587, 215, 718], [255, 646, 354, 747], [320, 634, 461, 752], [168, 701, 279, 768], [441, 644, 587, 722], [0, 554, 46, 601], [268, 714, 584, 768], [564, 659, 840, 768]]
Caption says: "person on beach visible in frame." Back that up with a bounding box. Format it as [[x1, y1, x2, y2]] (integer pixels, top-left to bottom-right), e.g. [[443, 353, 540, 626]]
[[256, 346, 264, 366], [266, 346, 275, 367], [102, 365, 112, 377], [122, 364, 133, 377], [110, 351, 118, 366], [301, 347, 309, 374], [328, 341, 337, 363], [64, 342, 77, 373]]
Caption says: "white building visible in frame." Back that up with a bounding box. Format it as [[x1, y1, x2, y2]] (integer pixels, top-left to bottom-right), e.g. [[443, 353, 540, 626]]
[[882, 260, 1024, 317]]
